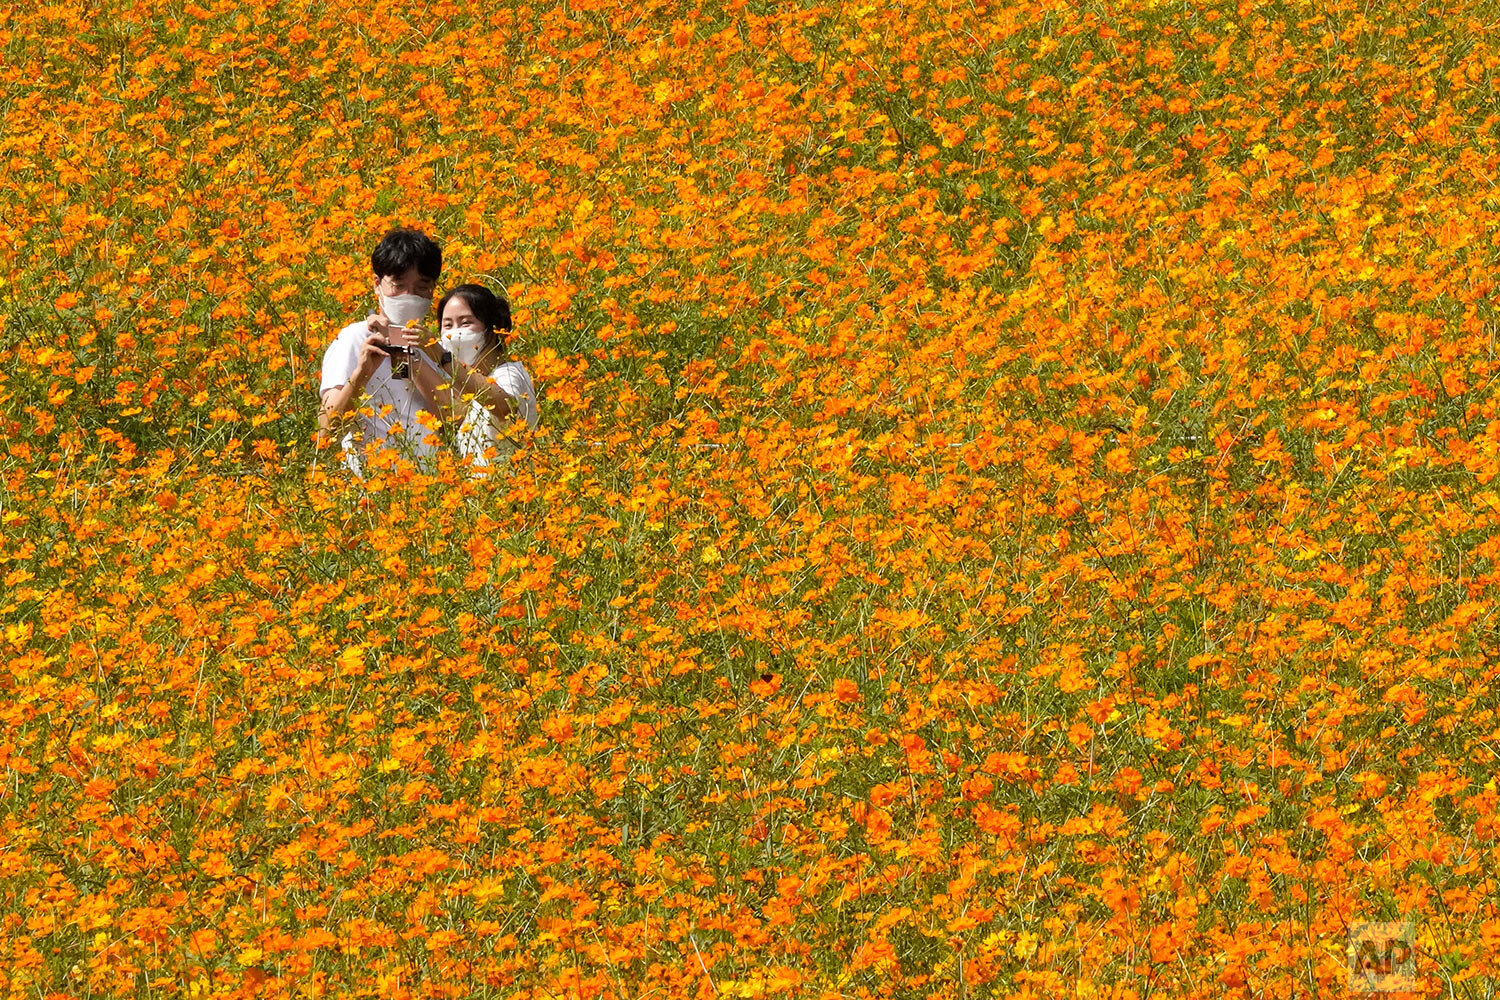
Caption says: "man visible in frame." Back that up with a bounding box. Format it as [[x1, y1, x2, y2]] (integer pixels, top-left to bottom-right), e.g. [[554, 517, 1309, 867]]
[[317, 228, 453, 476]]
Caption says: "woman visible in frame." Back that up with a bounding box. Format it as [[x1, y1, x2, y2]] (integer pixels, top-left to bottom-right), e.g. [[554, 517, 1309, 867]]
[[432, 283, 539, 468]]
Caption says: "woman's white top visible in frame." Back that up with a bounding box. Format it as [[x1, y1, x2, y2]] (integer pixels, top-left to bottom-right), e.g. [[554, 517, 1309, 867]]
[[455, 360, 539, 467]]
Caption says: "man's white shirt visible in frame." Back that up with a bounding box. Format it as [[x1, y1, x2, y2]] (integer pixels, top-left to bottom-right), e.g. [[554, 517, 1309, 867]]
[[320, 321, 441, 475]]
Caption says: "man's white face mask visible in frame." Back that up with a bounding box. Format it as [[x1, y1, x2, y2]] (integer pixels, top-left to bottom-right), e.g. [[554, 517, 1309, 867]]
[[440, 325, 486, 368], [380, 294, 431, 328]]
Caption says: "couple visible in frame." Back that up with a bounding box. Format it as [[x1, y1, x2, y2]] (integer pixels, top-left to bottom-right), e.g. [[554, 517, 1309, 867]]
[[316, 228, 538, 477]]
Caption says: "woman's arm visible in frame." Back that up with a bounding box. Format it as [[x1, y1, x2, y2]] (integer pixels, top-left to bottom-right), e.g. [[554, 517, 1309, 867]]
[[447, 361, 517, 422], [409, 343, 457, 423]]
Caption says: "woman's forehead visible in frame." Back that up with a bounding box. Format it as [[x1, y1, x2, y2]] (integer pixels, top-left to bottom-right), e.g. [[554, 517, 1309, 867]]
[[441, 297, 477, 320]]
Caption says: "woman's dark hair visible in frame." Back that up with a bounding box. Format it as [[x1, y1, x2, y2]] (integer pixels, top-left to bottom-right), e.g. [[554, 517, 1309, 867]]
[[371, 227, 442, 280], [437, 283, 512, 353]]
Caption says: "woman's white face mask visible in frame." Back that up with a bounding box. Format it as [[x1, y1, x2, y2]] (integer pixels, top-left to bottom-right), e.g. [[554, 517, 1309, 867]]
[[440, 323, 487, 367]]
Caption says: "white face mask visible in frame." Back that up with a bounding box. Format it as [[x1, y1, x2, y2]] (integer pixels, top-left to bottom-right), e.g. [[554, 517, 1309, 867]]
[[380, 294, 431, 328], [441, 325, 487, 368]]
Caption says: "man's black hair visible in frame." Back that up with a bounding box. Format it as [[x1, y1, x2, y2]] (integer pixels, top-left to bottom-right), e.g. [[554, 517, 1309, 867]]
[[371, 228, 442, 280], [437, 283, 512, 352]]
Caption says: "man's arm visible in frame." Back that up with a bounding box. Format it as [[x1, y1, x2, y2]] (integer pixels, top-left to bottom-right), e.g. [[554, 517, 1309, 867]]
[[316, 383, 362, 444], [316, 333, 388, 448]]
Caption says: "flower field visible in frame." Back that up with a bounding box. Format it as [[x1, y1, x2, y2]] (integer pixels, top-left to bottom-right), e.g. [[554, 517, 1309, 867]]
[[4, 0, 1500, 995]]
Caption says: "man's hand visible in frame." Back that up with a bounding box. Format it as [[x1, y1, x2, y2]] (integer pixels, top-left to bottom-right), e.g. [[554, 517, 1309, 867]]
[[357, 329, 393, 379]]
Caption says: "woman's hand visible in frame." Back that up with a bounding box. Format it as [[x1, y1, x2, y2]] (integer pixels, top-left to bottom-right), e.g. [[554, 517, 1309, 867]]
[[368, 313, 446, 365], [414, 328, 448, 365], [379, 317, 443, 361]]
